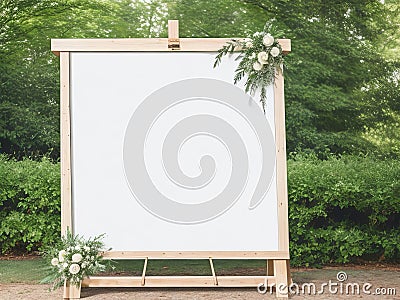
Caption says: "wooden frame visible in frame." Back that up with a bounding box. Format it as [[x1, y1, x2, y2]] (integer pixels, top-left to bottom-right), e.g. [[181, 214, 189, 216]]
[[55, 20, 291, 299], [51, 38, 291, 56]]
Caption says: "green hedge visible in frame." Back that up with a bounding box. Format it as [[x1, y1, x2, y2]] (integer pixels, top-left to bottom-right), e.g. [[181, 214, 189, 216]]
[[288, 154, 400, 266], [0, 155, 60, 253], [0, 154, 399, 266]]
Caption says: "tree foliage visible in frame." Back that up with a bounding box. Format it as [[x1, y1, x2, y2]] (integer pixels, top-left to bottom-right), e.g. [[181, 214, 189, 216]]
[[0, 0, 167, 158], [1, 0, 399, 158], [168, 0, 400, 157]]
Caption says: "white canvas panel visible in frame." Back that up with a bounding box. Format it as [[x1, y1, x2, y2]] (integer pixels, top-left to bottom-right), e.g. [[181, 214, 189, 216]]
[[70, 52, 278, 251]]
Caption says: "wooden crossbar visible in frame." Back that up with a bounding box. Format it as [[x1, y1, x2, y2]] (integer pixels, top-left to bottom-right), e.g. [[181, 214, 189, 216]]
[[82, 275, 275, 288]]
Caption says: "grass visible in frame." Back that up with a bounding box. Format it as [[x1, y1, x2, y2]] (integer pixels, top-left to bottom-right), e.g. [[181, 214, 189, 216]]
[[0, 258, 46, 284], [106, 259, 267, 276], [0, 258, 267, 284]]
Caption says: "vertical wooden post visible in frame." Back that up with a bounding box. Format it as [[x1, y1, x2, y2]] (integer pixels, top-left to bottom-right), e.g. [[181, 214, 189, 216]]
[[60, 51, 72, 237], [274, 66, 290, 298], [274, 260, 289, 298], [168, 20, 180, 50], [266, 260, 274, 276], [60, 52, 80, 299], [274, 67, 289, 259], [63, 281, 81, 300]]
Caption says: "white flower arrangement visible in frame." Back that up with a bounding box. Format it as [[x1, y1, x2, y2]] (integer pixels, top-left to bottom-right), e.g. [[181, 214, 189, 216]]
[[214, 23, 285, 112], [42, 230, 108, 290]]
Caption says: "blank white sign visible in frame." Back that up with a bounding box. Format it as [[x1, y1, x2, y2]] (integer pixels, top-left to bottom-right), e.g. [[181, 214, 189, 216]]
[[70, 52, 278, 251]]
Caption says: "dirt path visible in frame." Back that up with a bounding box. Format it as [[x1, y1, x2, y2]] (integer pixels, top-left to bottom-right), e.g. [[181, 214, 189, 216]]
[[0, 268, 398, 299]]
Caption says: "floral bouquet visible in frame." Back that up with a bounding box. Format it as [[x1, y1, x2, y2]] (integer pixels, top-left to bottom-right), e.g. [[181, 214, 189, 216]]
[[42, 230, 108, 290], [214, 22, 285, 112]]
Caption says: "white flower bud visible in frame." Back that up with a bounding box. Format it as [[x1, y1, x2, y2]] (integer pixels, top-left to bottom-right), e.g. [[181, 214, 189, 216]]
[[253, 61, 263, 71], [69, 263, 80, 275], [270, 46, 280, 57], [58, 250, 67, 262], [257, 51, 269, 64], [72, 253, 83, 263], [263, 34, 274, 47], [51, 258, 59, 266]]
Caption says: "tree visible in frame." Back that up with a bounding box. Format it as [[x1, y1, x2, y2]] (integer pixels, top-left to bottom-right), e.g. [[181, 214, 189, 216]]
[[0, 0, 167, 159], [168, 0, 400, 156], [1, 0, 399, 158]]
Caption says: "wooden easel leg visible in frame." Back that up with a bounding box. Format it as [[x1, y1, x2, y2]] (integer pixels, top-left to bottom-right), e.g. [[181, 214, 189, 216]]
[[266, 259, 274, 276], [63, 280, 81, 299], [274, 259, 288, 298], [286, 260, 292, 285], [209, 257, 218, 286], [141, 257, 148, 286]]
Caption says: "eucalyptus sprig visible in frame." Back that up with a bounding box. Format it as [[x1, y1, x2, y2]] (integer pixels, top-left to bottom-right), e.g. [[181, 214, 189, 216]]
[[41, 229, 109, 290], [214, 23, 284, 113]]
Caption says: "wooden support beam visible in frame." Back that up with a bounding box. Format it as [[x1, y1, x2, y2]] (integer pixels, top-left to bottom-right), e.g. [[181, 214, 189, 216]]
[[209, 258, 218, 286], [100, 251, 289, 260], [63, 280, 81, 299], [82, 276, 276, 288], [267, 259, 274, 276], [60, 52, 72, 237], [141, 257, 148, 286], [274, 260, 289, 298], [51, 38, 291, 55], [168, 20, 180, 50]]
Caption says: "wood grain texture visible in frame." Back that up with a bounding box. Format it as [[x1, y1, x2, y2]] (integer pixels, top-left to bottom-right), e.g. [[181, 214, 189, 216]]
[[274, 259, 289, 298], [58, 38, 291, 293], [63, 279, 81, 299], [60, 52, 72, 236], [100, 251, 290, 259], [51, 38, 291, 55], [168, 20, 179, 39], [274, 68, 290, 253], [82, 275, 276, 287]]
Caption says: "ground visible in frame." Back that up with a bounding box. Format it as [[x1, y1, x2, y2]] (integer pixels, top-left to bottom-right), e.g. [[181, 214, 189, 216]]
[[0, 257, 398, 299]]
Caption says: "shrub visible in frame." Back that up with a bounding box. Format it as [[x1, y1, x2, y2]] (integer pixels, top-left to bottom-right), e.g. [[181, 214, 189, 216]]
[[288, 154, 400, 266], [0, 155, 60, 253], [1, 154, 399, 266]]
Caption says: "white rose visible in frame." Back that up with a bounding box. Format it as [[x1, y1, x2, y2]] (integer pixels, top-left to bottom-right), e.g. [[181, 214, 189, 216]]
[[257, 51, 269, 64], [51, 258, 59, 266], [253, 61, 263, 71], [69, 263, 80, 275], [58, 250, 67, 262], [72, 253, 83, 263], [263, 34, 274, 47], [270, 46, 280, 57], [83, 246, 90, 252]]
